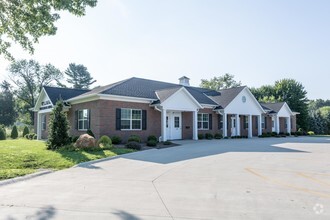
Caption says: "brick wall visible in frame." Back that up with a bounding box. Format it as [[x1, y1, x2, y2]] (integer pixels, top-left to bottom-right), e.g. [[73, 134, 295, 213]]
[[291, 115, 297, 132], [182, 112, 193, 139]]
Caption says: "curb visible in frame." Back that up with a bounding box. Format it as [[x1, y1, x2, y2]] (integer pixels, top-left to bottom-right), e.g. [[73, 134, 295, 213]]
[[0, 169, 53, 187]]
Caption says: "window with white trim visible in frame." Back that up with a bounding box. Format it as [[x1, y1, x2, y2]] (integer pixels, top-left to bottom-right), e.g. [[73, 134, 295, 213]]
[[42, 115, 46, 130], [198, 113, 209, 130], [262, 116, 265, 129], [121, 108, 142, 130], [244, 116, 248, 129], [78, 109, 89, 130]]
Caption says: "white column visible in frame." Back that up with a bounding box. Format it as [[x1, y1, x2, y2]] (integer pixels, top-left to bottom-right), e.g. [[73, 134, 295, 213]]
[[248, 114, 253, 138], [275, 116, 280, 134], [258, 115, 262, 136], [287, 117, 291, 134], [223, 113, 227, 137], [37, 113, 41, 140], [161, 108, 167, 141], [193, 110, 198, 140], [235, 114, 240, 136]]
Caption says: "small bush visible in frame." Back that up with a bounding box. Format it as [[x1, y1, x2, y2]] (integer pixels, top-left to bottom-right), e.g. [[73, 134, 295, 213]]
[[125, 141, 141, 150], [25, 133, 37, 140], [22, 126, 29, 137], [98, 135, 112, 148], [111, 135, 122, 145], [163, 141, 172, 145], [127, 135, 141, 143], [0, 125, 6, 140], [271, 132, 277, 137], [147, 140, 157, 147], [10, 125, 18, 139], [71, 136, 80, 143], [205, 133, 214, 140], [286, 132, 291, 136], [147, 135, 158, 142], [198, 134, 204, 140], [87, 129, 95, 138], [214, 133, 223, 139], [223, 136, 229, 139], [307, 131, 315, 135]]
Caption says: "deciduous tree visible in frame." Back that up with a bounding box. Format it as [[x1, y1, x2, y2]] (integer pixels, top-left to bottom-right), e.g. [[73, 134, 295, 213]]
[[200, 73, 241, 91], [0, 0, 97, 60]]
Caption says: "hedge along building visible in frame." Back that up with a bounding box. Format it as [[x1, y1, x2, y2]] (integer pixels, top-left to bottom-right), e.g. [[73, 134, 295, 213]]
[[33, 76, 298, 141]]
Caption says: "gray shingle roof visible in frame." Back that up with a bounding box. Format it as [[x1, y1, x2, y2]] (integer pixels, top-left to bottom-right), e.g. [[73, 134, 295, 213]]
[[101, 77, 218, 105], [208, 86, 246, 108], [156, 86, 181, 103], [44, 86, 90, 105], [260, 102, 285, 113]]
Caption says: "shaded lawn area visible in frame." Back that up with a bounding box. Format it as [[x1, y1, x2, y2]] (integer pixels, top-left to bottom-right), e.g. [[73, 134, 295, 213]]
[[0, 139, 135, 180]]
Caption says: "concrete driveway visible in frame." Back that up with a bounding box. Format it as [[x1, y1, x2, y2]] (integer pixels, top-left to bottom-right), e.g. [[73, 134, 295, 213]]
[[1, 137, 330, 220]]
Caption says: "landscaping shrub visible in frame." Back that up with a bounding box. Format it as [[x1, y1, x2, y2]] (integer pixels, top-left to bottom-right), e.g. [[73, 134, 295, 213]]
[[198, 134, 204, 140], [223, 136, 229, 139], [25, 133, 37, 140], [214, 133, 223, 139], [111, 135, 122, 145], [47, 101, 70, 150], [87, 129, 95, 138], [205, 133, 214, 140], [0, 125, 6, 140], [307, 131, 315, 135], [271, 132, 277, 137], [127, 135, 141, 143], [10, 125, 18, 139], [147, 135, 158, 142], [98, 135, 112, 148], [22, 126, 29, 137], [147, 140, 157, 147], [286, 132, 291, 136], [125, 141, 141, 150], [71, 136, 80, 143], [163, 141, 172, 145]]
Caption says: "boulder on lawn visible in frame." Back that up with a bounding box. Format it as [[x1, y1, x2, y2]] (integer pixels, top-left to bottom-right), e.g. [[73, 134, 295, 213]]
[[75, 134, 97, 148]]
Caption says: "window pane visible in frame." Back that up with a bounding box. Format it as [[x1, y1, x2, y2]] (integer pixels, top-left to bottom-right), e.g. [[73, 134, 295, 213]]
[[166, 116, 168, 128], [83, 120, 88, 130], [198, 122, 202, 129], [203, 114, 209, 121], [78, 110, 83, 119], [78, 121, 83, 130], [132, 120, 141, 129], [83, 109, 88, 119], [198, 114, 202, 121], [203, 122, 208, 129], [132, 110, 141, 119], [174, 117, 179, 128], [121, 109, 131, 119], [121, 120, 130, 129]]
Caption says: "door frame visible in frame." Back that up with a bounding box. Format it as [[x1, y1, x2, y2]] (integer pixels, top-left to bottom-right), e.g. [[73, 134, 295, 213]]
[[166, 111, 182, 140]]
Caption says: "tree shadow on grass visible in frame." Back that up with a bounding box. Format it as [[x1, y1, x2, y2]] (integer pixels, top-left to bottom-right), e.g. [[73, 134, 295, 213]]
[[56, 148, 107, 169]]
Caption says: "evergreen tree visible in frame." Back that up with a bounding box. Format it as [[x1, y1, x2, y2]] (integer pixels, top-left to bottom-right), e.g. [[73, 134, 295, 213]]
[[47, 100, 70, 150], [0, 125, 6, 140], [0, 80, 16, 126], [10, 125, 18, 139], [65, 63, 96, 89], [22, 126, 30, 138]]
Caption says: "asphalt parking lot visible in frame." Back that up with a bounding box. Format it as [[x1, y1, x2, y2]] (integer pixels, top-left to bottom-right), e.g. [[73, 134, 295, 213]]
[[1, 137, 330, 220]]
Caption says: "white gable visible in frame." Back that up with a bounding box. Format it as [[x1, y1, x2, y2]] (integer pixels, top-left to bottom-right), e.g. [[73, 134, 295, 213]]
[[33, 88, 53, 112], [277, 103, 293, 117], [225, 87, 265, 115], [161, 88, 201, 111]]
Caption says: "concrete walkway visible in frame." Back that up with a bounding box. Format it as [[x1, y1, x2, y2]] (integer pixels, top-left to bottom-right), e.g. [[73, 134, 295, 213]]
[[1, 137, 330, 219]]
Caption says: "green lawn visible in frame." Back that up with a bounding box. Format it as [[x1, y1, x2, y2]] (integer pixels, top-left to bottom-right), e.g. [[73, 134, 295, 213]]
[[0, 139, 135, 180]]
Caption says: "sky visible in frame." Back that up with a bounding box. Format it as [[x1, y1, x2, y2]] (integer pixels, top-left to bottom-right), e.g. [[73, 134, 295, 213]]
[[0, 0, 329, 99]]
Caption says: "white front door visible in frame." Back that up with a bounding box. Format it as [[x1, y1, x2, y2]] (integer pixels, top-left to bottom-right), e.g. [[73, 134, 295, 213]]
[[231, 117, 236, 136], [166, 112, 182, 140]]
